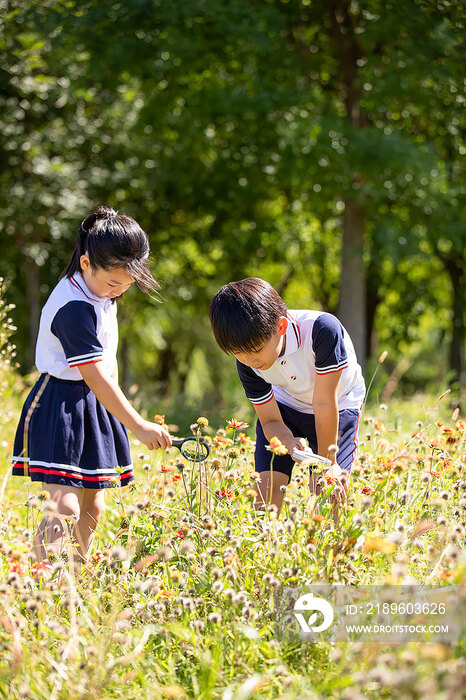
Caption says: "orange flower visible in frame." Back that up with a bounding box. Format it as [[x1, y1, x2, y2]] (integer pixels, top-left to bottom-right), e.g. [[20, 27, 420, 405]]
[[227, 419, 249, 430], [267, 436, 288, 456], [363, 537, 397, 555], [153, 414, 166, 424]]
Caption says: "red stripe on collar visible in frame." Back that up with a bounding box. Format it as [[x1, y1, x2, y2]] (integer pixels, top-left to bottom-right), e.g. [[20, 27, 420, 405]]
[[68, 276, 102, 303], [287, 313, 301, 348]]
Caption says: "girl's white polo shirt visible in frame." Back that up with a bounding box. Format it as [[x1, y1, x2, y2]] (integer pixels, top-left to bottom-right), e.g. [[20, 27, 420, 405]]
[[35, 272, 118, 380], [236, 309, 366, 414]]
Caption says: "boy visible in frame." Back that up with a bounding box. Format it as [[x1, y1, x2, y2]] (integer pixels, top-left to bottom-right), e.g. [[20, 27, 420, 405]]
[[209, 277, 365, 512]]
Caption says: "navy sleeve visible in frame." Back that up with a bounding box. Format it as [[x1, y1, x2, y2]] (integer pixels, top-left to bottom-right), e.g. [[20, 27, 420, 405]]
[[236, 360, 273, 406], [312, 313, 348, 375], [51, 301, 103, 368]]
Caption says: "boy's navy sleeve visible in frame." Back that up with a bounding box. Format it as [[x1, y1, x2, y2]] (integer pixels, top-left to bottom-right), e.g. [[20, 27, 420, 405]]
[[312, 313, 348, 375], [236, 360, 274, 405], [51, 301, 103, 368]]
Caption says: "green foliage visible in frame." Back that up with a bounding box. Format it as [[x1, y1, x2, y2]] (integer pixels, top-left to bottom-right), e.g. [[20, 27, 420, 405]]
[[0, 360, 464, 698], [0, 0, 464, 410]]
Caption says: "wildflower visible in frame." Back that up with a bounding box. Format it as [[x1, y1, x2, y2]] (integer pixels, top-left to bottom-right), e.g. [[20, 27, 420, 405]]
[[363, 537, 397, 554], [226, 419, 249, 430], [238, 432, 251, 444], [153, 414, 166, 425], [197, 416, 209, 427], [175, 528, 185, 539], [110, 546, 128, 562], [267, 437, 288, 456], [180, 539, 195, 555], [39, 490, 50, 501], [172, 475, 181, 482], [161, 465, 173, 473], [208, 612, 222, 624], [156, 546, 173, 561], [190, 423, 200, 436], [218, 490, 233, 499]]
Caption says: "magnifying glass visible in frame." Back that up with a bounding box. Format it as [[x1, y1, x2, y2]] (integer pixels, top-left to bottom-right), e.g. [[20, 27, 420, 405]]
[[171, 437, 210, 462]]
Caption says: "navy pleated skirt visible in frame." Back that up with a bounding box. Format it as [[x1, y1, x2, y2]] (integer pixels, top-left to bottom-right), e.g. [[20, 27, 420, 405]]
[[12, 373, 134, 489]]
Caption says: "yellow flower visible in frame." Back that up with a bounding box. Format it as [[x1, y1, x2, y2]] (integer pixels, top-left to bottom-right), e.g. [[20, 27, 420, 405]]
[[197, 416, 209, 427], [267, 437, 288, 456]]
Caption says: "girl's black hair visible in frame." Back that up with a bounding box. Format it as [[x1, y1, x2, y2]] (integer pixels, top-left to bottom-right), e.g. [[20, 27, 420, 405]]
[[61, 206, 159, 295], [209, 277, 288, 354]]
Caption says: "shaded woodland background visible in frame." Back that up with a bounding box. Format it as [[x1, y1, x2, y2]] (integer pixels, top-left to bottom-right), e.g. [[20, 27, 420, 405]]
[[0, 0, 464, 424]]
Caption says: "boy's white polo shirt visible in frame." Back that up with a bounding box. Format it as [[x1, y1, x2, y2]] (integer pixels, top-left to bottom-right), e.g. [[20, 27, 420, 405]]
[[236, 309, 365, 414], [35, 272, 118, 380]]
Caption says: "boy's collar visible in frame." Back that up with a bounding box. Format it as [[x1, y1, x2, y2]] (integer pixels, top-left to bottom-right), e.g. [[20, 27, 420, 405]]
[[69, 272, 106, 304], [280, 313, 302, 357]]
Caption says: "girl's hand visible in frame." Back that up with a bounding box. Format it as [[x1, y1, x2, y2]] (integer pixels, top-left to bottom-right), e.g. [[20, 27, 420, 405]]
[[134, 421, 172, 450]]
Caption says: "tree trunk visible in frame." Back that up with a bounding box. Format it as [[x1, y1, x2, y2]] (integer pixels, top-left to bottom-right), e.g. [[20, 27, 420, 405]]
[[444, 258, 465, 404], [337, 198, 366, 365], [365, 259, 382, 359]]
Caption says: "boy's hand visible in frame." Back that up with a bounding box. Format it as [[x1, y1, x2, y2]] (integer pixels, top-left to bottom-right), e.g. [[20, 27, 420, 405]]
[[134, 420, 172, 450], [289, 437, 310, 460]]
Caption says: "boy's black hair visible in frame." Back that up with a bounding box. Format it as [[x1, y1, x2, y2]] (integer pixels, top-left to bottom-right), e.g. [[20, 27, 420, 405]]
[[61, 206, 158, 294], [209, 277, 288, 354]]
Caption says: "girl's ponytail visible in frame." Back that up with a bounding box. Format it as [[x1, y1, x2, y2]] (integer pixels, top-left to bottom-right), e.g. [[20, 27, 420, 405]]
[[60, 206, 158, 295]]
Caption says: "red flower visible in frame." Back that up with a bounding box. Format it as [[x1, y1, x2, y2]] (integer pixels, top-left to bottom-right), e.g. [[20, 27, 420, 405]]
[[161, 465, 173, 473], [219, 489, 233, 499], [361, 486, 374, 494], [175, 528, 185, 539], [430, 470, 441, 477], [172, 474, 181, 482], [227, 419, 249, 430]]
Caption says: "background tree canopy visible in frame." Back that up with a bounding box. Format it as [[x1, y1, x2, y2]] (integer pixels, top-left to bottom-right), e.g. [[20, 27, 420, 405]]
[[0, 0, 464, 426]]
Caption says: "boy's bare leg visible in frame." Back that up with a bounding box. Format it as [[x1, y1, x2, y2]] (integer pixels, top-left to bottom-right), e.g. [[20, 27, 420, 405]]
[[33, 483, 82, 562], [254, 470, 290, 515], [75, 489, 106, 561]]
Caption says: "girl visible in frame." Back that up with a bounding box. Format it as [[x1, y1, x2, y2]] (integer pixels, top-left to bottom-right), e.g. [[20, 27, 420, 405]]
[[12, 207, 172, 566]]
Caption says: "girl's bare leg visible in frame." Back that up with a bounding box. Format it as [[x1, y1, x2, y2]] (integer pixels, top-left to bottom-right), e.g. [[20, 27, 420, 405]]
[[33, 483, 82, 562], [74, 489, 106, 561]]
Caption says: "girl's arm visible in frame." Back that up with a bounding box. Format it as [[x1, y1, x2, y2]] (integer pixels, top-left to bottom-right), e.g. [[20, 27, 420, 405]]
[[112, 357, 118, 385], [78, 361, 171, 450]]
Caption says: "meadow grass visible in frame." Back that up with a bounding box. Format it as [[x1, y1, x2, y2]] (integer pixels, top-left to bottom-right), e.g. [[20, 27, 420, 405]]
[[0, 301, 464, 698]]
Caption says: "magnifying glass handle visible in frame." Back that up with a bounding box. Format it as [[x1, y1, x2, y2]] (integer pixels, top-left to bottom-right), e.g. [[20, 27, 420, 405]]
[[171, 438, 185, 447], [292, 447, 332, 466]]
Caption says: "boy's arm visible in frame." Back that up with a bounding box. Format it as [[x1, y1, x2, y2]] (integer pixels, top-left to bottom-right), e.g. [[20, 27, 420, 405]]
[[254, 397, 307, 456], [313, 370, 341, 466]]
